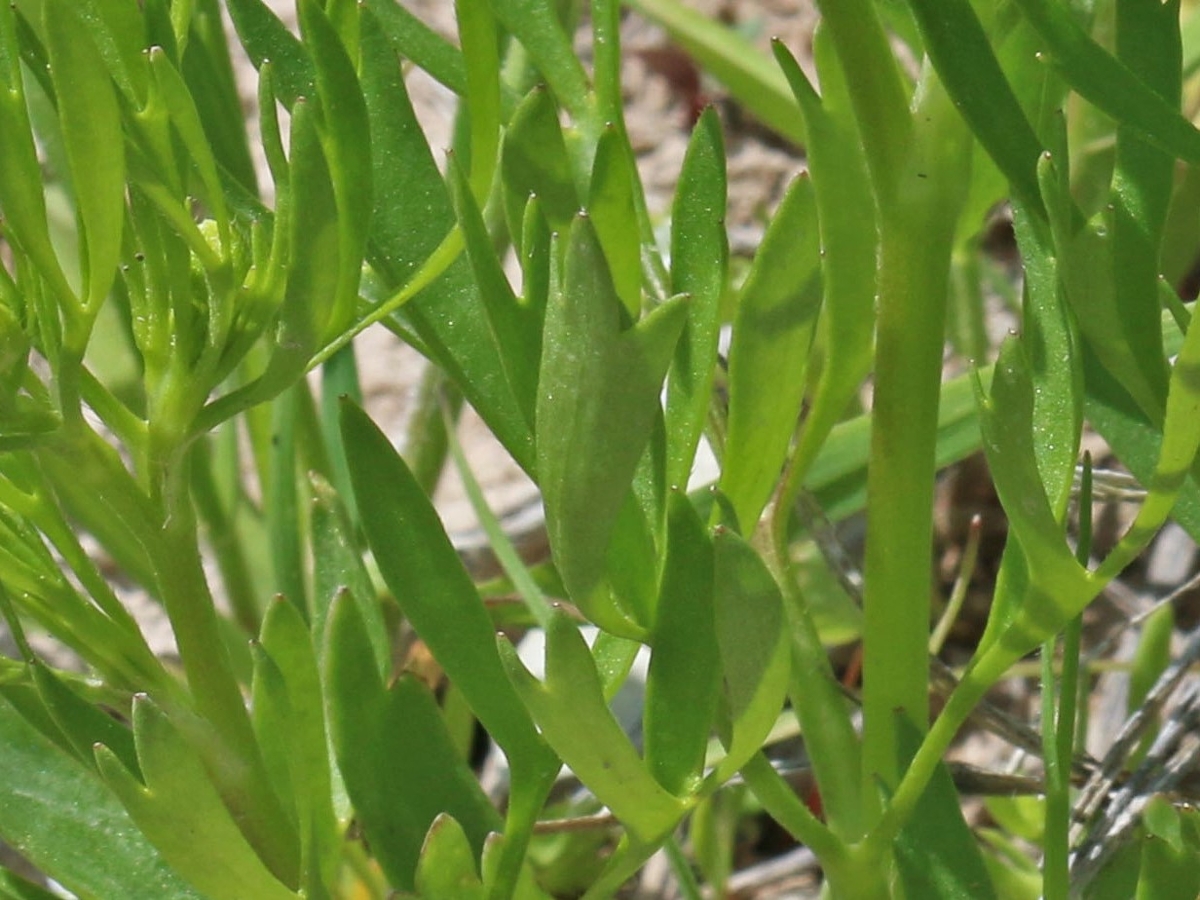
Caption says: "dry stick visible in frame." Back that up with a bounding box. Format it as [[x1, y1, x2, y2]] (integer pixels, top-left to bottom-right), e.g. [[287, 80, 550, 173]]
[[1069, 684, 1200, 894]]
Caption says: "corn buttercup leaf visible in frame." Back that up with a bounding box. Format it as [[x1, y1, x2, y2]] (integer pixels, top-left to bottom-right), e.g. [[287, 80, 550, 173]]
[[666, 107, 728, 490], [95, 696, 299, 898], [0, 694, 202, 899], [537, 215, 687, 634], [720, 174, 822, 530], [325, 591, 500, 891], [643, 490, 719, 797], [499, 608, 687, 842]]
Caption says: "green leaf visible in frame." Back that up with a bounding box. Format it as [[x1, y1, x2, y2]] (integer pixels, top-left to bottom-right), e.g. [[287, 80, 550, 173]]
[[893, 715, 998, 899], [325, 591, 501, 891], [0, 695, 202, 899], [488, 0, 589, 119], [44, 0, 125, 312], [499, 609, 687, 842], [501, 87, 580, 242], [340, 399, 551, 770], [0, 868, 60, 900], [29, 661, 139, 777], [774, 35, 875, 486], [643, 490, 719, 797], [299, 0, 371, 334], [447, 154, 539, 428], [710, 529, 791, 781], [67, 0, 149, 104], [1012, 0, 1200, 164], [360, 8, 535, 468], [720, 174, 822, 529], [1136, 799, 1200, 900], [255, 598, 340, 892], [587, 124, 643, 319], [360, 0, 466, 96], [95, 696, 299, 899], [536, 215, 688, 633], [414, 815, 487, 900], [665, 107, 728, 490], [149, 47, 229, 242], [0, 5, 72, 303], [903, 0, 1044, 215], [309, 472, 388, 676], [226, 0, 313, 107]]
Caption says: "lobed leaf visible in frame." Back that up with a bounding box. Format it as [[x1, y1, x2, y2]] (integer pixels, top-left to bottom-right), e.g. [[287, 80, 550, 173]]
[[536, 215, 687, 633], [95, 696, 299, 899], [499, 609, 687, 842], [0, 695, 201, 899], [324, 592, 501, 891]]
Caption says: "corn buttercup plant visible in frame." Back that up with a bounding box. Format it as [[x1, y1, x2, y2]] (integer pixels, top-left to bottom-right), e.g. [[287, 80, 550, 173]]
[[3, 0, 1200, 897]]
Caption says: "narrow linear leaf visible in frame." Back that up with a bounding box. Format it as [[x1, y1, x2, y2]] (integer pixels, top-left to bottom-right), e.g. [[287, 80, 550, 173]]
[[299, 0, 372, 334], [1012, 0, 1200, 163], [340, 399, 550, 767], [666, 107, 728, 490], [643, 490, 719, 797], [360, 0, 467, 96], [225, 0, 314, 107], [588, 125, 643, 319], [721, 174, 822, 529], [710, 529, 791, 781]]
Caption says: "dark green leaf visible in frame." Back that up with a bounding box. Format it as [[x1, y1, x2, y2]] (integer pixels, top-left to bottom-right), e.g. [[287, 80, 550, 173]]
[[501, 87, 580, 241], [225, 0, 313, 107], [325, 591, 500, 891], [340, 399, 551, 769], [488, 0, 589, 119], [360, 0, 466, 96], [309, 472, 388, 675], [447, 155, 539, 428], [643, 490, 719, 797], [894, 715, 998, 900]]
